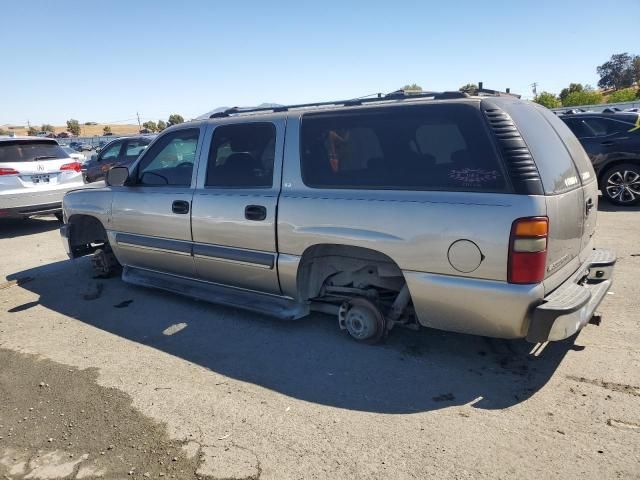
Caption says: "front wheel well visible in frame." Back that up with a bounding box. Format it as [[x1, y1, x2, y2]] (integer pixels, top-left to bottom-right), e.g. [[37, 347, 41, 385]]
[[67, 214, 109, 257]]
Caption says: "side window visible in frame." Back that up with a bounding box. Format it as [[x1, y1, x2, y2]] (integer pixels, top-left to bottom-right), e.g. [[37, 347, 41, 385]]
[[100, 141, 122, 161], [206, 123, 276, 188], [137, 128, 199, 186], [562, 119, 590, 138], [124, 139, 149, 162], [580, 118, 633, 137], [300, 105, 506, 192]]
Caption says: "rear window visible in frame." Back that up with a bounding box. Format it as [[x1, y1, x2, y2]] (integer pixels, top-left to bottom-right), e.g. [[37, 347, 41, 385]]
[[300, 104, 506, 192], [0, 140, 67, 163]]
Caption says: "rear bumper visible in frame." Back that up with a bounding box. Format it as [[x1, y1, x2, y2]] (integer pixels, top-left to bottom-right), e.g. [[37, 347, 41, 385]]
[[526, 249, 616, 342], [0, 183, 84, 215]]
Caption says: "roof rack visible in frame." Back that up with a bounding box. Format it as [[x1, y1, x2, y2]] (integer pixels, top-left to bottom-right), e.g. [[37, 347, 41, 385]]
[[209, 89, 470, 118], [474, 82, 521, 98]]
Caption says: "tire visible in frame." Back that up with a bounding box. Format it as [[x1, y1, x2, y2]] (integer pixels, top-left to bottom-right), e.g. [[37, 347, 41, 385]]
[[601, 163, 640, 206], [91, 247, 121, 278], [341, 297, 387, 344]]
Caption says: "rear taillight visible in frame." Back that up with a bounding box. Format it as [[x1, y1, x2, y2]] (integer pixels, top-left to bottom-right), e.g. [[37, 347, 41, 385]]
[[60, 162, 82, 173], [0, 168, 19, 176], [508, 217, 548, 284]]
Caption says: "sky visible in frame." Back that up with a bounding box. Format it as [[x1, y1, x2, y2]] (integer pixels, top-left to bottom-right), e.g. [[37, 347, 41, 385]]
[[1, 0, 638, 126]]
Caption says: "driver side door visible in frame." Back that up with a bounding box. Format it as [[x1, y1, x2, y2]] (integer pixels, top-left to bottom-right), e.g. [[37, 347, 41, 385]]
[[109, 127, 203, 278]]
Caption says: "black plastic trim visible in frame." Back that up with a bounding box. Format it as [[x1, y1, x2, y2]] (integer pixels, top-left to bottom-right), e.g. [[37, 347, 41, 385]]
[[116, 233, 192, 255], [481, 101, 545, 195], [192, 243, 274, 268]]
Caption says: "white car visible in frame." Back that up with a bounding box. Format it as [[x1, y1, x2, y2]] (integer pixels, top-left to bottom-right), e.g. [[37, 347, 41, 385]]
[[0, 137, 85, 220], [61, 146, 87, 164]]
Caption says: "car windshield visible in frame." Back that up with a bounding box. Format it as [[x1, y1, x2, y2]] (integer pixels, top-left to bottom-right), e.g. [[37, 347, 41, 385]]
[[0, 140, 68, 162]]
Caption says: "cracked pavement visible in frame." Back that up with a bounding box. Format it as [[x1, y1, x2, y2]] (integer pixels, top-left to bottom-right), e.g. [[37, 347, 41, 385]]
[[0, 204, 639, 479]]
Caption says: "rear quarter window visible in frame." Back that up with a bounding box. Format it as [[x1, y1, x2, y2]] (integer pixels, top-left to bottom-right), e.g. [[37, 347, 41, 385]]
[[536, 108, 596, 184], [300, 104, 507, 192], [506, 103, 580, 194]]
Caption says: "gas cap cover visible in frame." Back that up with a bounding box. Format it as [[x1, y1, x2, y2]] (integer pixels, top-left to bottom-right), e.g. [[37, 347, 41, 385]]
[[447, 239, 484, 273]]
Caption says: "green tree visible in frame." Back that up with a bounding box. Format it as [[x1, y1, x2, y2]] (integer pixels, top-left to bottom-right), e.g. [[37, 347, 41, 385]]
[[41, 124, 54, 133], [559, 83, 584, 103], [167, 114, 184, 126], [66, 119, 81, 136], [401, 83, 423, 92], [533, 92, 561, 109], [597, 53, 639, 90], [459, 83, 478, 95], [0, 128, 10, 136], [607, 87, 638, 103], [27, 126, 38, 136], [103, 125, 112, 135], [142, 120, 157, 132], [156, 120, 167, 132], [562, 89, 604, 107]]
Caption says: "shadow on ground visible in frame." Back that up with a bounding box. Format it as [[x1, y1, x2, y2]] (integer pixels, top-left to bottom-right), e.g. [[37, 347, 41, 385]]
[[597, 201, 640, 213], [0, 217, 60, 239], [5, 258, 579, 414]]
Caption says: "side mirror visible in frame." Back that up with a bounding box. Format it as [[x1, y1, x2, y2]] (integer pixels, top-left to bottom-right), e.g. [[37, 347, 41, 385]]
[[106, 166, 130, 187]]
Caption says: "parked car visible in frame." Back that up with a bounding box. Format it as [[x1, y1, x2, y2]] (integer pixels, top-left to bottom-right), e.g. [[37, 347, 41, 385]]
[[61, 146, 86, 164], [560, 111, 640, 205], [76, 143, 93, 152], [0, 137, 84, 220], [82, 136, 155, 183], [61, 92, 615, 345], [68, 141, 80, 150]]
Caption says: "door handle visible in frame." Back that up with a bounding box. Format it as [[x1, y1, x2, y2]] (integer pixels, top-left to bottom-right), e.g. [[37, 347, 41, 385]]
[[585, 197, 594, 215], [172, 200, 190, 214], [245, 205, 267, 221]]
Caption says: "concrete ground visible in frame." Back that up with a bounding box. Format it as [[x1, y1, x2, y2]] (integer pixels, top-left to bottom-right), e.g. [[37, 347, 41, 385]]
[[0, 204, 638, 479]]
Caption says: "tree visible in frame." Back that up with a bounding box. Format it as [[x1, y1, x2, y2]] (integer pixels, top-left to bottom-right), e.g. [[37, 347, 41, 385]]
[[607, 87, 638, 103], [27, 126, 38, 136], [562, 89, 604, 107], [459, 83, 478, 95], [103, 125, 112, 135], [401, 83, 423, 92], [142, 121, 157, 132], [533, 92, 561, 109], [559, 83, 584, 103], [156, 120, 167, 132], [167, 114, 184, 126], [41, 124, 54, 133], [597, 53, 638, 90], [66, 119, 81, 136]]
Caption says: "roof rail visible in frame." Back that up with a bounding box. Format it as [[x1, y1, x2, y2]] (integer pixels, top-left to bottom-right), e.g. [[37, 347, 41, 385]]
[[475, 82, 521, 98], [209, 89, 470, 118]]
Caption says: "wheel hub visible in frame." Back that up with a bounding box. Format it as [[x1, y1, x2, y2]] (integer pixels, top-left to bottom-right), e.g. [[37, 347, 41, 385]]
[[606, 170, 640, 203]]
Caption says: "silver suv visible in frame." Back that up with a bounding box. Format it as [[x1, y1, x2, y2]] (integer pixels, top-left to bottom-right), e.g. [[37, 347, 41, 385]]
[[1, 137, 85, 219], [60, 91, 616, 344]]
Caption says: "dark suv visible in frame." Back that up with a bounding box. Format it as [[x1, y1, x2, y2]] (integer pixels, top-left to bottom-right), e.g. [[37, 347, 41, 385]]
[[83, 135, 156, 183], [560, 112, 640, 205]]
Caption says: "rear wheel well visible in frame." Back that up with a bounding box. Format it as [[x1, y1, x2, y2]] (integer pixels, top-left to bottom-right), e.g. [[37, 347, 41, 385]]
[[296, 244, 405, 301]]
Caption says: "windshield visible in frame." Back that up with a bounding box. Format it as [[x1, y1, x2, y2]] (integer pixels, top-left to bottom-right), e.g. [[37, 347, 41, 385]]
[[0, 140, 68, 163]]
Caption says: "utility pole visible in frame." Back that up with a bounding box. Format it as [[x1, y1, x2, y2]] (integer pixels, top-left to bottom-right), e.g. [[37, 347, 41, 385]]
[[530, 82, 538, 97], [136, 112, 142, 132]]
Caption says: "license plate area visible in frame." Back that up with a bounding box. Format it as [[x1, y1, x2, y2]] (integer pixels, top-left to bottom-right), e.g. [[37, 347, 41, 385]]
[[32, 174, 51, 184]]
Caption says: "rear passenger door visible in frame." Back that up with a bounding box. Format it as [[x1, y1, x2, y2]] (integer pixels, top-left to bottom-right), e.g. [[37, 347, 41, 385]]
[[191, 120, 284, 294]]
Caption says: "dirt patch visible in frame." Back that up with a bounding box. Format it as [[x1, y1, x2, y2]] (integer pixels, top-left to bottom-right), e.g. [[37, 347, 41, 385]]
[[0, 348, 202, 479]]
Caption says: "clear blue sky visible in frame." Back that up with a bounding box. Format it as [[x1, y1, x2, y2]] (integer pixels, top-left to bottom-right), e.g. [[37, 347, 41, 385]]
[[1, 0, 638, 126]]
